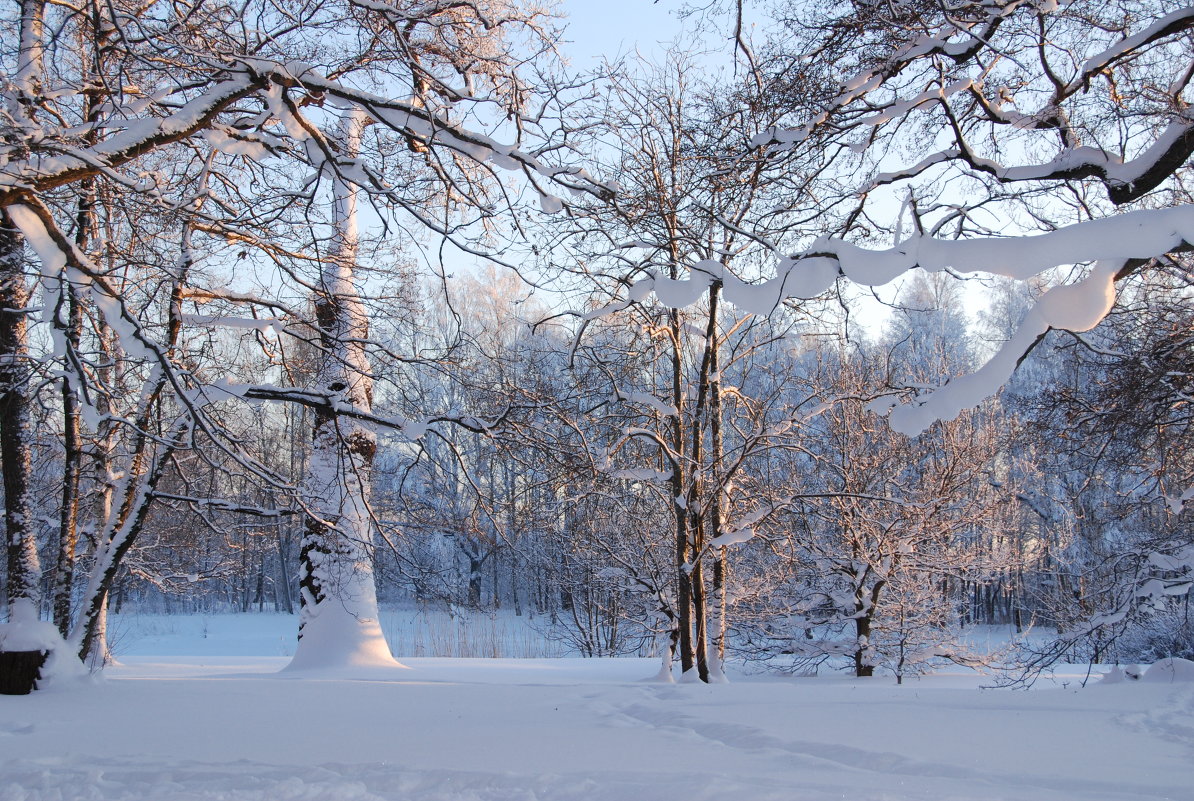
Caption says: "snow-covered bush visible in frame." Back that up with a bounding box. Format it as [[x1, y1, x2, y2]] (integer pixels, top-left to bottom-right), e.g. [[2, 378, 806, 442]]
[[1112, 608, 1194, 664]]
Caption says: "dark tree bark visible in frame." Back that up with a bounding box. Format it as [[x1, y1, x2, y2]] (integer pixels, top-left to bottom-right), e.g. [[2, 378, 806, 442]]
[[53, 282, 83, 633], [0, 214, 40, 610]]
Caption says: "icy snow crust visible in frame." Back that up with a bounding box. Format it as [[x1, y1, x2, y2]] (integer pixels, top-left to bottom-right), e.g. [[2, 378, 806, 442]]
[[2, 616, 1192, 800]]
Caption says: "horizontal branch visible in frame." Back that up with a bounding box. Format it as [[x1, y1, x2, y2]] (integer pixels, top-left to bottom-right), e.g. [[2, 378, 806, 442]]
[[149, 492, 299, 517], [236, 384, 515, 436]]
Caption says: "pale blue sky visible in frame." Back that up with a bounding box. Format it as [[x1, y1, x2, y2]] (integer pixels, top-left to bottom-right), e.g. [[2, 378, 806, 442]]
[[556, 0, 693, 65]]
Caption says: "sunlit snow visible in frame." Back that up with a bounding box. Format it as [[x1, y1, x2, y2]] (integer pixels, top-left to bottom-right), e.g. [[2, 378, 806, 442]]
[[2, 614, 1191, 801]]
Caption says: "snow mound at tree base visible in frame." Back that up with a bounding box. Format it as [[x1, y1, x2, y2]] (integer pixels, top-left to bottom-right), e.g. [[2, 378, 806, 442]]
[[0, 600, 87, 691], [1142, 657, 1194, 683], [281, 607, 407, 676]]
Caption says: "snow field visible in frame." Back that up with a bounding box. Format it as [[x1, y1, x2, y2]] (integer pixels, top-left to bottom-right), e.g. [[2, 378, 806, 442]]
[[2, 658, 1192, 800], [1, 613, 1192, 801], [105, 608, 567, 659]]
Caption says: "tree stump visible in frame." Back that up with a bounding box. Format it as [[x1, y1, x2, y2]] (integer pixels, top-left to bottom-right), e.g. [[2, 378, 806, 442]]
[[0, 650, 47, 695]]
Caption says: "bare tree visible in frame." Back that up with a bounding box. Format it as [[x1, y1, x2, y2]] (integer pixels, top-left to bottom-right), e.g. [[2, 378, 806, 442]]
[[539, 53, 841, 681]]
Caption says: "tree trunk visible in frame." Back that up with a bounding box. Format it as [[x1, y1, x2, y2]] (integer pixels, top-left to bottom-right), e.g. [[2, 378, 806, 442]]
[[669, 304, 694, 674], [0, 215, 41, 612], [708, 548, 728, 681], [53, 282, 83, 634], [684, 283, 723, 683], [690, 542, 710, 682], [854, 578, 885, 678], [84, 589, 112, 669], [467, 553, 484, 608], [289, 110, 397, 670], [52, 49, 102, 635], [854, 612, 874, 678], [78, 311, 116, 660], [706, 286, 727, 683]]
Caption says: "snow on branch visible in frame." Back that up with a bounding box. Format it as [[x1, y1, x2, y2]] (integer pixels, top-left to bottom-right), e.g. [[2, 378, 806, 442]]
[[0, 74, 266, 200], [1068, 6, 1194, 95], [7, 202, 158, 364], [1167, 486, 1194, 514], [181, 314, 285, 336], [243, 60, 614, 205], [749, 0, 1023, 151], [872, 120, 1194, 205], [1, 56, 609, 222], [235, 383, 528, 440], [613, 389, 679, 418], [148, 492, 300, 517], [595, 206, 1194, 434], [753, 3, 1194, 206]]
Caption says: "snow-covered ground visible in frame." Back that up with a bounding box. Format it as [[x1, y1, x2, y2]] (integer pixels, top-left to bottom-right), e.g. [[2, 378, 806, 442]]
[[2, 613, 1191, 800], [104, 608, 569, 659]]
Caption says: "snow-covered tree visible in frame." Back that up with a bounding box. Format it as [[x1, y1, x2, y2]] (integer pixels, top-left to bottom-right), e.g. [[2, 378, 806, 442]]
[[621, 1, 1194, 435], [739, 323, 1005, 679], [287, 111, 395, 669], [540, 51, 847, 681], [0, 0, 605, 668], [610, 1, 1194, 672], [999, 266, 1194, 669]]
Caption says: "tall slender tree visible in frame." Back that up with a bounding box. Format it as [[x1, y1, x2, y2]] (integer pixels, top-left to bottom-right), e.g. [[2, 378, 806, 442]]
[[290, 110, 396, 669]]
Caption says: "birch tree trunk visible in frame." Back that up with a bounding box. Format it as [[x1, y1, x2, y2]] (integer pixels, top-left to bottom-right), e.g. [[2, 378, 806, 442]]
[[55, 12, 108, 638], [288, 110, 399, 670], [79, 316, 117, 664]]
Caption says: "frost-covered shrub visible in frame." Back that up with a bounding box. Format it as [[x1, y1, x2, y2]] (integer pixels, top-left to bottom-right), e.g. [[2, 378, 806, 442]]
[[1113, 607, 1194, 663]]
